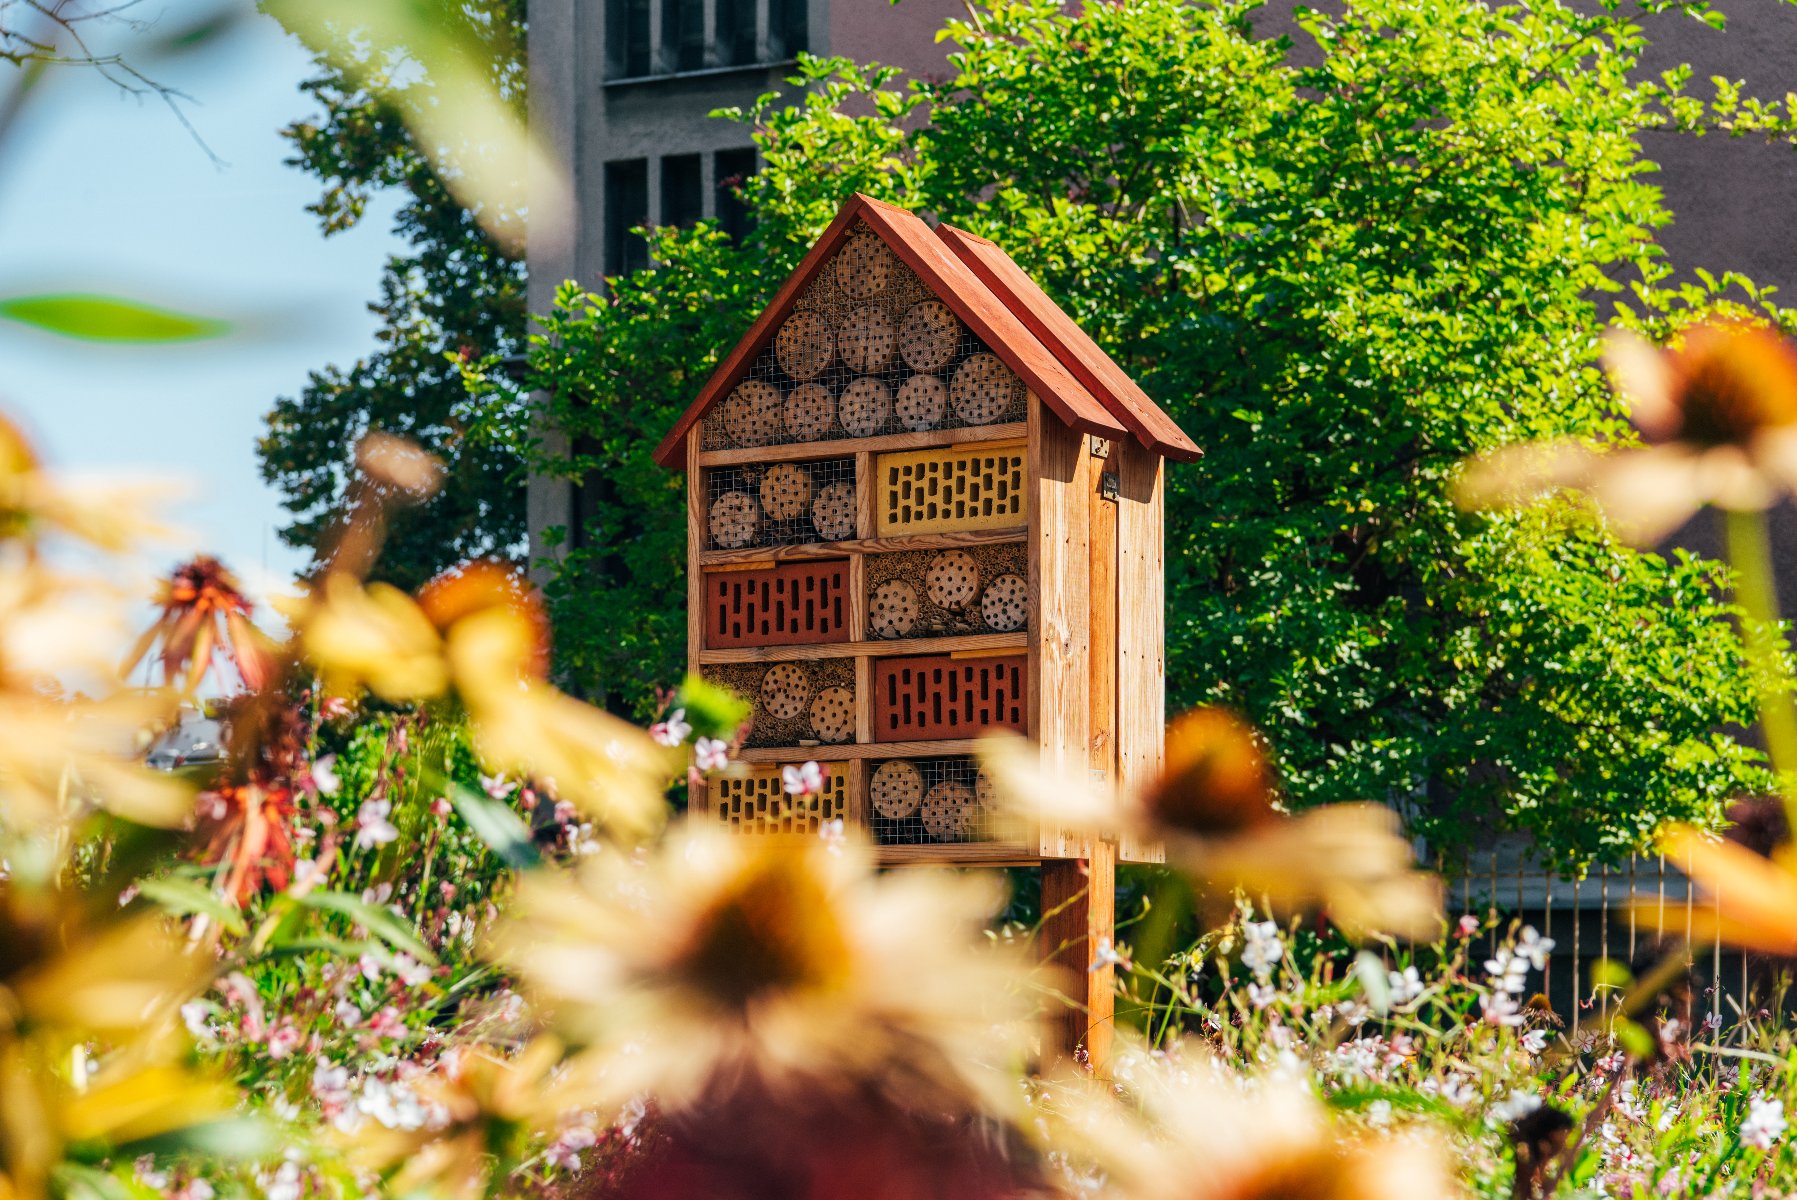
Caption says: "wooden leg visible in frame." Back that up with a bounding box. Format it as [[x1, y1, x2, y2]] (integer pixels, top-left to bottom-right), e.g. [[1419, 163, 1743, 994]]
[[1039, 839, 1117, 1075]]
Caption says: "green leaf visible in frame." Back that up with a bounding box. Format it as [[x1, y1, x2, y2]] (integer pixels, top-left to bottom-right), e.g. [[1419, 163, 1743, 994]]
[[116, 1116, 274, 1161], [0, 294, 229, 342], [446, 779, 541, 871], [297, 890, 435, 963], [134, 876, 247, 935]]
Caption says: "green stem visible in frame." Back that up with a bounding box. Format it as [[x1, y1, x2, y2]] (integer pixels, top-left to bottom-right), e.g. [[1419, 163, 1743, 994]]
[[1723, 508, 1797, 812]]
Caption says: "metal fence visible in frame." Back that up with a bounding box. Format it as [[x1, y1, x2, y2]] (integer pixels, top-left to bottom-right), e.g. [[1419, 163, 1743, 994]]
[[1453, 835, 1755, 1030]]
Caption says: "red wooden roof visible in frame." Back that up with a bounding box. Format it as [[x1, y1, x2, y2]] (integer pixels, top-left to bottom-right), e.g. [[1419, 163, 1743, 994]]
[[653, 193, 1198, 467]]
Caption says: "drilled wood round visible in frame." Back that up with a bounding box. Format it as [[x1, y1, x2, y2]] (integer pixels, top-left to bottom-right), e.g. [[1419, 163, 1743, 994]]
[[775, 310, 835, 381], [808, 686, 854, 743], [924, 550, 981, 610], [838, 376, 891, 438], [721, 379, 783, 447], [868, 579, 920, 638], [759, 663, 812, 720], [838, 305, 896, 374], [980, 573, 1028, 632], [783, 382, 836, 441], [811, 482, 856, 541], [898, 300, 960, 371], [921, 779, 974, 841], [870, 760, 924, 819], [708, 491, 760, 549], [836, 232, 897, 301], [759, 462, 813, 520], [895, 372, 946, 432], [950, 352, 1020, 425]]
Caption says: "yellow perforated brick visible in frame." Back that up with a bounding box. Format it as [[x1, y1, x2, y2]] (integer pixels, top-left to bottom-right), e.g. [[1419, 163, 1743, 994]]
[[710, 763, 847, 835], [876, 442, 1027, 537]]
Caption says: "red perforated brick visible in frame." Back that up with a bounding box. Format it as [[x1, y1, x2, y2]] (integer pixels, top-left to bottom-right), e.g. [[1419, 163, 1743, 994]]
[[705, 561, 851, 648], [872, 654, 1026, 742]]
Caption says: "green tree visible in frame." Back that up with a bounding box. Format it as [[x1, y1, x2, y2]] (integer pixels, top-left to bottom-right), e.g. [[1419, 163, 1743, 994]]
[[472, 0, 1797, 864], [259, 0, 527, 592]]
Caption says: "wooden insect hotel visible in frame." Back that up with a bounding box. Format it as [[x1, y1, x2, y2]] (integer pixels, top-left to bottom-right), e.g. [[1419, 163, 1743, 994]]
[[654, 193, 1200, 1061]]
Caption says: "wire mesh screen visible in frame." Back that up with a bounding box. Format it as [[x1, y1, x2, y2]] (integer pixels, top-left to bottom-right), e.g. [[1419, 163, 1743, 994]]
[[704, 560, 851, 648], [704, 457, 857, 550], [865, 544, 1028, 639], [703, 659, 856, 748], [867, 756, 998, 846], [875, 444, 1027, 537], [700, 222, 1028, 452], [711, 763, 848, 835]]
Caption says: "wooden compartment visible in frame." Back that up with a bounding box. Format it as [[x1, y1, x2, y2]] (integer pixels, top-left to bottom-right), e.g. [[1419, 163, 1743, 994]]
[[705, 560, 851, 648], [871, 653, 1026, 742], [705, 659, 856, 748], [875, 442, 1027, 537], [710, 763, 848, 835], [865, 543, 1028, 640]]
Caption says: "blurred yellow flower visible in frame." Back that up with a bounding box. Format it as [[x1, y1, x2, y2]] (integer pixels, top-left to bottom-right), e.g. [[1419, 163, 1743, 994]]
[[0, 413, 177, 552], [489, 825, 1031, 1119], [1634, 823, 1797, 956], [1459, 322, 1797, 544], [287, 572, 450, 703], [0, 691, 190, 832]]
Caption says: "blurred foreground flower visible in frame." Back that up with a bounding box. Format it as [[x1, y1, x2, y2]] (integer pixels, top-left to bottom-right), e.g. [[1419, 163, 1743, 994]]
[[1633, 823, 1797, 955], [287, 560, 670, 837], [0, 412, 176, 551], [1459, 322, 1797, 544], [1057, 1043, 1463, 1200], [982, 708, 1441, 940], [490, 825, 1031, 1119]]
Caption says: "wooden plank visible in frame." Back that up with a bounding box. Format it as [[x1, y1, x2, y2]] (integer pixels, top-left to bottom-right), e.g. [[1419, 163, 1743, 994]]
[[1115, 440, 1166, 865], [700, 631, 1028, 665], [1089, 438, 1119, 828], [877, 843, 1038, 867], [700, 527, 1025, 566], [736, 738, 983, 763], [854, 653, 872, 744], [935, 224, 1201, 463], [1040, 843, 1117, 1073], [699, 423, 1027, 468], [846, 758, 867, 829], [1030, 393, 1092, 861], [855, 450, 877, 541], [686, 430, 708, 817]]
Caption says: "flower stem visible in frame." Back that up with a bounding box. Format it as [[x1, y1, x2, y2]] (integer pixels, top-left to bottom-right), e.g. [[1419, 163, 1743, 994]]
[[1723, 508, 1797, 814]]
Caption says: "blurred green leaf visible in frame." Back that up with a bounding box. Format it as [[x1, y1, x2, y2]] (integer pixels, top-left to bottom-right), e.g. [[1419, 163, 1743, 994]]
[[445, 778, 540, 871], [115, 1116, 274, 1161], [297, 889, 435, 962], [0, 294, 228, 342], [135, 876, 247, 936]]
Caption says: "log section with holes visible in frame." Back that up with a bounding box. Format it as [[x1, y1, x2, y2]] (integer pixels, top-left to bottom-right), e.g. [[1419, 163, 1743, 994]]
[[663, 197, 1198, 1072]]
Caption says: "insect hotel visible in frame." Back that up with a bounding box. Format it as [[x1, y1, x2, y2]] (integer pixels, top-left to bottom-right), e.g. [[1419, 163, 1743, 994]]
[[654, 193, 1200, 1059]]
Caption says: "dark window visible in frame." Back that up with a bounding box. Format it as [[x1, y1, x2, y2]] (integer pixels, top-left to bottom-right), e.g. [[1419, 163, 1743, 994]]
[[605, 0, 652, 78], [604, 158, 650, 276], [662, 154, 703, 228], [661, 0, 705, 72], [716, 0, 757, 66], [768, 0, 807, 60], [714, 147, 756, 241]]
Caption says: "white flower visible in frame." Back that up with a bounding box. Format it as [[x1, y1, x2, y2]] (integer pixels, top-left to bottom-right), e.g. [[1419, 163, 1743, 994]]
[[260, 1160, 303, 1200], [546, 1125, 599, 1172], [481, 772, 517, 800], [1247, 982, 1278, 1009], [333, 999, 362, 1027], [1240, 920, 1284, 981], [391, 953, 432, 987], [1521, 1028, 1548, 1055], [357, 1078, 432, 1130], [650, 708, 692, 747], [1484, 947, 1531, 995], [1480, 990, 1524, 1027], [782, 760, 823, 796], [1388, 965, 1424, 1005], [265, 1022, 302, 1060], [1742, 1095, 1787, 1150], [1365, 1099, 1393, 1128], [1089, 937, 1131, 974], [312, 1063, 352, 1107], [135, 1155, 169, 1190], [1456, 914, 1480, 937], [1491, 1090, 1543, 1123], [1516, 925, 1556, 970], [358, 953, 384, 982], [311, 754, 340, 796], [354, 799, 399, 849], [180, 1001, 216, 1043], [1423, 1074, 1477, 1108], [694, 736, 729, 771], [1337, 1001, 1372, 1026]]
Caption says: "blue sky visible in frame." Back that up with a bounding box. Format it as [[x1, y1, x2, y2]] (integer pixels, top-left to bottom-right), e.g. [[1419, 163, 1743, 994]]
[[0, 3, 402, 605]]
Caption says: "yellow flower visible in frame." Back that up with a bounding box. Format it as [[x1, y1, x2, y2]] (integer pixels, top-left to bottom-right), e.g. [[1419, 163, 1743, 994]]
[[0, 691, 190, 832], [1633, 823, 1797, 955], [489, 824, 1031, 1118], [1459, 322, 1797, 544], [286, 572, 450, 703], [0, 413, 178, 552]]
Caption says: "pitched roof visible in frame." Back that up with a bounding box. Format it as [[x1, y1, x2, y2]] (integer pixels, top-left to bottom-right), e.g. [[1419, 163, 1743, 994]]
[[653, 193, 1197, 467]]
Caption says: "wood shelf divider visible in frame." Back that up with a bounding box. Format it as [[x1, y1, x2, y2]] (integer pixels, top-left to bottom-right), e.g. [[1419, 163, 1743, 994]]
[[699, 422, 1026, 467]]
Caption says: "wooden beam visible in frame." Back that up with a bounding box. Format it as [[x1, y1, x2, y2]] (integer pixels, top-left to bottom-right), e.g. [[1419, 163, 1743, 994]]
[[699, 422, 1027, 467], [701, 528, 1025, 567], [1040, 843, 1117, 1074], [686, 430, 708, 817], [700, 631, 1027, 665]]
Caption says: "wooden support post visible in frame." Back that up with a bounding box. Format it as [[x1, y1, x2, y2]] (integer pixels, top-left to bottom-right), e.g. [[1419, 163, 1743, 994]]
[[1040, 841, 1117, 1073]]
